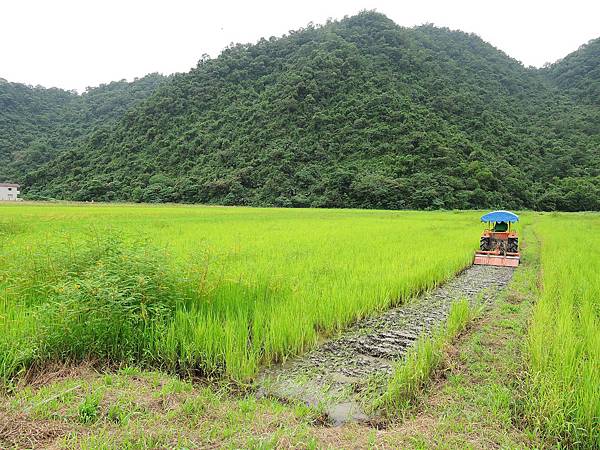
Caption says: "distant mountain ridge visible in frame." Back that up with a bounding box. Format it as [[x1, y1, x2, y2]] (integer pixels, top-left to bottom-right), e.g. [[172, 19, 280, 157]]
[[2, 12, 599, 210], [0, 74, 167, 181], [542, 37, 600, 106]]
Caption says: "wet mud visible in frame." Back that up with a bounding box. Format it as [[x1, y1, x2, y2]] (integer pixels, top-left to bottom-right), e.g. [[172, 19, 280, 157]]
[[257, 265, 514, 425]]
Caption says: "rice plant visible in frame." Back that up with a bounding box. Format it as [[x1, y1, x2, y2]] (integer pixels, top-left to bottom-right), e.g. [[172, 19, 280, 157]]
[[527, 214, 600, 448], [3, 203, 599, 448]]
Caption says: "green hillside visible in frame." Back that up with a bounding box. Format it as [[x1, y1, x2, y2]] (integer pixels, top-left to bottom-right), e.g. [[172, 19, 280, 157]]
[[4, 12, 600, 210], [0, 74, 166, 181], [543, 37, 600, 106]]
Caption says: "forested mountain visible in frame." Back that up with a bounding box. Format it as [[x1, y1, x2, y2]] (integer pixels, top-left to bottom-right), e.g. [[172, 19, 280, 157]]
[[3, 12, 600, 210], [0, 74, 166, 181], [542, 37, 600, 106]]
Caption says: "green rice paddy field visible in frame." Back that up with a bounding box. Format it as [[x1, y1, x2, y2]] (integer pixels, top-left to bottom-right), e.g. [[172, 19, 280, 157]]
[[0, 203, 598, 448]]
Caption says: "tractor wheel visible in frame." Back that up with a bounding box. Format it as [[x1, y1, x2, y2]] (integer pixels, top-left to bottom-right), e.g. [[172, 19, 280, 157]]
[[480, 237, 490, 251], [508, 238, 518, 253]]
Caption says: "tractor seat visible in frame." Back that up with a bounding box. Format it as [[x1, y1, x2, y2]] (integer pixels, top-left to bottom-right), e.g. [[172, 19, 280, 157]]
[[493, 221, 509, 232]]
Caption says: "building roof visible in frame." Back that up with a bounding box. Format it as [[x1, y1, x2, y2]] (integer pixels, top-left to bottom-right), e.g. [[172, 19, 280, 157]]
[[0, 183, 20, 188], [480, 210, 519, 223]]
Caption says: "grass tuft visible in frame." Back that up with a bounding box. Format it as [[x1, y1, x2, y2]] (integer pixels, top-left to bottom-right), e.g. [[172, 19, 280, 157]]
[[78, 393, 101, 424]]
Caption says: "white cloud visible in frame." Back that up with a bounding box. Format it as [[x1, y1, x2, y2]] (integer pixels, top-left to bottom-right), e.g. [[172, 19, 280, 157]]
[[1, 0, 598, 91]]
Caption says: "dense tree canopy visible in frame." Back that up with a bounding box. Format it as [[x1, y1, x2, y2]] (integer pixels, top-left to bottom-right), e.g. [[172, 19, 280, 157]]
[[0, 74, 166, 181], [2, 12, 600, 210], [542, 37, 600, 107]]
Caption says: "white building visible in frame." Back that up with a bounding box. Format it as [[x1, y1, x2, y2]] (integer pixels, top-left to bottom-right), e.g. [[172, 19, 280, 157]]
[[0, 183, 20, 201]]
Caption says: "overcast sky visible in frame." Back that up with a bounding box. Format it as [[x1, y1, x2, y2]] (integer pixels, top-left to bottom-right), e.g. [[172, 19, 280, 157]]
[[2, 0, 599, 92]]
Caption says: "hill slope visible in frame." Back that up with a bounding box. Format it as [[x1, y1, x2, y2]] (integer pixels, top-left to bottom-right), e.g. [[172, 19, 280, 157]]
[[542, 37, 600, 106], [6, 12, 600, 210], [0, 74, 166, 182]]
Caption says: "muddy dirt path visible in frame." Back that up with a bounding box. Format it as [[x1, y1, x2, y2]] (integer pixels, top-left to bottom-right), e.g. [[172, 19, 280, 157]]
[[257, 265, 514, 425]]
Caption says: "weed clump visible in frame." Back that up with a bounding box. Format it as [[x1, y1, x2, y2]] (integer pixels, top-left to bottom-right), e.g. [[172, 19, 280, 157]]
[[0, 234, 179, 386], [39, 235, 177, 363], [78, 393, 101, 424]]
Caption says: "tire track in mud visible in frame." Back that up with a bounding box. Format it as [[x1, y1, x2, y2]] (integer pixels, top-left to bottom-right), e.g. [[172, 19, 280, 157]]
[[256, 265, 514, 425]]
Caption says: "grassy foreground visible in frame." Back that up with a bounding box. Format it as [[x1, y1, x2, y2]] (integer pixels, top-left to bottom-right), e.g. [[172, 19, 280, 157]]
[[1, 204, 598, 448], [0, 217, 539, 448]]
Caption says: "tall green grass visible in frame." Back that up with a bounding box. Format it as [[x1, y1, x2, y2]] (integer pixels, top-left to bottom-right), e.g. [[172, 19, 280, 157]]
[[527, 214, 600, 448], [0, 204, 480, 384]]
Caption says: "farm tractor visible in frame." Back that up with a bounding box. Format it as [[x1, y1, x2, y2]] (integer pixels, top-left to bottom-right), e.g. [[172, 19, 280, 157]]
[[473, 210, 520, 267]]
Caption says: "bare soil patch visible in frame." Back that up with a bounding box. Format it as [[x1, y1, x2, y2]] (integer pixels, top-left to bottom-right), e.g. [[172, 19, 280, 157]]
[[0, 412, 75, 449]]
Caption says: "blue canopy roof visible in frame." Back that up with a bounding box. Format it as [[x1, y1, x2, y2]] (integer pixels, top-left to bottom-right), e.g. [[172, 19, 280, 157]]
[[481, 210, 519, 223]]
